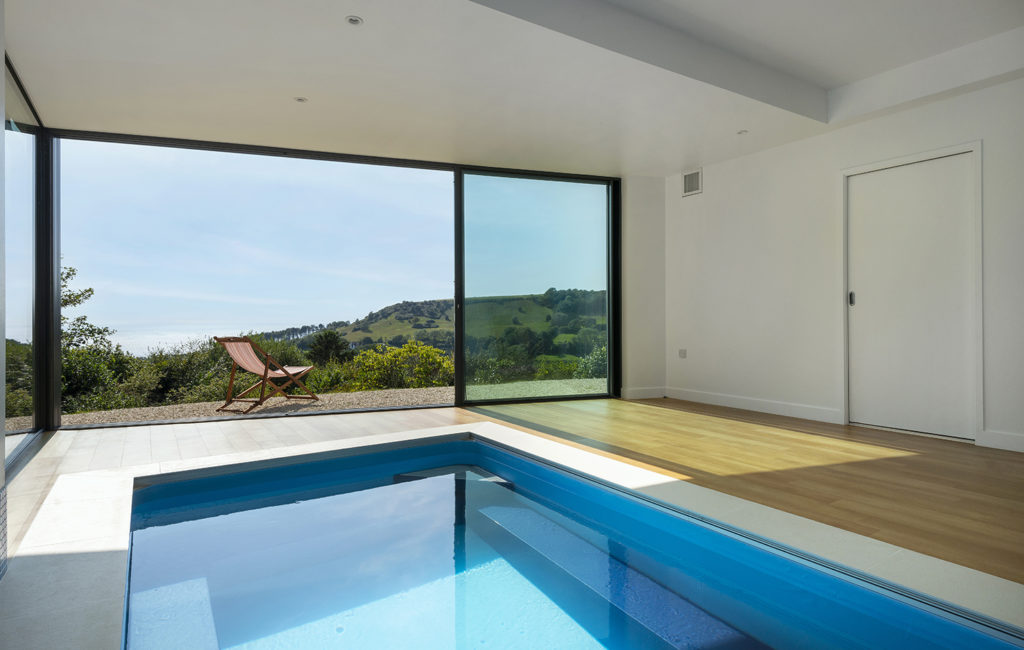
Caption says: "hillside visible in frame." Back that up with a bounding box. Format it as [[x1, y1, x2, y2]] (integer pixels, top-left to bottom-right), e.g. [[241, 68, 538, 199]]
[[339, 299, 455, 349], [268, 289, 607, 355]]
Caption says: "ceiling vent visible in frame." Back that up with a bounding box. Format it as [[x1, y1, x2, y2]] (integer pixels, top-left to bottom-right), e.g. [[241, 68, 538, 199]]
[[682, 169, 702, 197]]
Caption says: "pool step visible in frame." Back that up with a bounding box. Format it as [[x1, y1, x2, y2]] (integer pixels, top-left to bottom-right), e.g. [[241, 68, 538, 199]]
[[127, 577, 220, 649], [479, 505, 763, 650]]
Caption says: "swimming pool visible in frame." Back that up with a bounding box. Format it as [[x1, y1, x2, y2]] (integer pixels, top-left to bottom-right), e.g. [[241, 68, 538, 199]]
[[127, 437, 1024, 649]]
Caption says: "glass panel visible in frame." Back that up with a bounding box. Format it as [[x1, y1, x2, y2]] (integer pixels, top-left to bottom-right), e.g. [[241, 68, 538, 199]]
[[59, 140, 454, 425], [463, 173, 609, 401], [4, 124, 36, 434]]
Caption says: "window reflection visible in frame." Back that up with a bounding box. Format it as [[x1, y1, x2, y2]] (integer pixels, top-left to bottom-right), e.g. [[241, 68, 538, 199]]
[[463, 173, 610, 402], [4, 65, 37, 435]]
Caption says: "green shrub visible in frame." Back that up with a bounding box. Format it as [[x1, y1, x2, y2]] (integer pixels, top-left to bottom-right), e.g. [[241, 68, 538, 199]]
[[305, 361, 354, 393], [468, 357, 529, 384], [62, 345, 118, 403], [5, 387, 33, 417], [117, 360, 163, 406], [535, 357, 578, 380], [573, 345, 608, 379], [351, 341, 454, 390]]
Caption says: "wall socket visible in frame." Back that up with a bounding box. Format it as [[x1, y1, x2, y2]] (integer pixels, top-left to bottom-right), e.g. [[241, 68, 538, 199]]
[[678, 348, 687, 359]]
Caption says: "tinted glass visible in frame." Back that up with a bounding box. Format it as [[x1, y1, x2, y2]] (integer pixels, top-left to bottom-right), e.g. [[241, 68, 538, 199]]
[[463, 173, 609, 401], [4, 69, 37, 433]]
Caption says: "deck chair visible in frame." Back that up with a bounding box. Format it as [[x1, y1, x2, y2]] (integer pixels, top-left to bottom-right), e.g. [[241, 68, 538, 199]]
[[214, 336, 318, 413]]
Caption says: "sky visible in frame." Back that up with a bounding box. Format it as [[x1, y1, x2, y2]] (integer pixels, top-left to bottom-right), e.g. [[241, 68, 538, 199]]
[[6, 136, 608, 355], [464, 174, 608, 298]]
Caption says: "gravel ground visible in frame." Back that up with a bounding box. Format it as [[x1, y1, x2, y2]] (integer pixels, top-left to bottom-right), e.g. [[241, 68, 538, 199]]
[[5, 415, 33, 432], [4, 378, 607, 429], [5, 386, 456, 428]]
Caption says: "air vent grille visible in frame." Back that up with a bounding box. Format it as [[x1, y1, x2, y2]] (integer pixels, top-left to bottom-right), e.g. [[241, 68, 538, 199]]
[[682, 169, 702, 196]]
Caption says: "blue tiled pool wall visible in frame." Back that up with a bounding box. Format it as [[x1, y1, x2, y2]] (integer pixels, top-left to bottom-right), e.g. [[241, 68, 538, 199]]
[[475, 444, 1022, 650], [131, 438, 1023, 650], [131, 439, 483, 530]]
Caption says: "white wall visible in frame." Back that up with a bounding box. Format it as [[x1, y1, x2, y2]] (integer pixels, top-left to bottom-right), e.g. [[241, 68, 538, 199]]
[[620, 176, 666, 399], [662, 77, 1024, 451]]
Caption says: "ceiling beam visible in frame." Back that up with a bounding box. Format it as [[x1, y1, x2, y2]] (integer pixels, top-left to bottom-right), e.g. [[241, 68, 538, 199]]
[[470, 0, 828, 122], [828, 25, 1024, 123]]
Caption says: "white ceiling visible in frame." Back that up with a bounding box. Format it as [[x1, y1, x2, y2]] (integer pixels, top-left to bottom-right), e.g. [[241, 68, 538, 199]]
[[6, 0, 1023, 176]]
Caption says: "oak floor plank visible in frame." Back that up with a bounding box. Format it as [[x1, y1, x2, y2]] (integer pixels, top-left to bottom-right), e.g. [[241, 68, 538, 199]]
[[473, 398, 1024, 583]]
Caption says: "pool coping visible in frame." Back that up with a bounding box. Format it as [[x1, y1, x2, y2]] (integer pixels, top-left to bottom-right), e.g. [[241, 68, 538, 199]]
[[4, 421, 1024, 648]]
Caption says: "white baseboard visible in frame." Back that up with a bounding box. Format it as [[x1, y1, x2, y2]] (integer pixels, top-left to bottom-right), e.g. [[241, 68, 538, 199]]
[[621, 386, 667, 400], [976, 429, 1024, 453], [664, 387, 844, 424]]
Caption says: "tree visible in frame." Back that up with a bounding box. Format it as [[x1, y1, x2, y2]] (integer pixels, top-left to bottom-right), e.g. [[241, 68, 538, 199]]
[[309, 329, 353, 365], [59, 266, 135, 412], [61, 266, 115, 350]]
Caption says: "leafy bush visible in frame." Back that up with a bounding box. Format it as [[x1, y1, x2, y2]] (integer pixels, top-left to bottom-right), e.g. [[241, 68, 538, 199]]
[[535, 357, 579, 380], [468, 356, 532, 385], [573, 345, 607, 379], [62, 346, 118, 401], [117, 360, 163, 406], [305, 361, 354, 393], [351, 341, 454, 390], [5, 387, 33, 417], [148, 338, 228, 402]]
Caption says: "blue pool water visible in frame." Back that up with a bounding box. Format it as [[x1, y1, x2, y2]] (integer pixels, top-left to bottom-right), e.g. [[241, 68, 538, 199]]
[[127, 438, 1024, 649]]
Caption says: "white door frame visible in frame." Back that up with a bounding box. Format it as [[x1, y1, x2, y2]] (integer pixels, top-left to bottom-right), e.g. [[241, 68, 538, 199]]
[[840, 141, 984, 438]]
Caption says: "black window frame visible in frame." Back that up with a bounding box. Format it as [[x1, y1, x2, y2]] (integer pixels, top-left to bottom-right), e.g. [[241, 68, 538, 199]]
[[5, 63, 621, 435], [455, 167, 621, 406], [4, 55, 48, 468]]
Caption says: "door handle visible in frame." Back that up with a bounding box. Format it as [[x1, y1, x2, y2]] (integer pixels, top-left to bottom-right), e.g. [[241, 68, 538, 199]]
[[849, 291, 856, 306]]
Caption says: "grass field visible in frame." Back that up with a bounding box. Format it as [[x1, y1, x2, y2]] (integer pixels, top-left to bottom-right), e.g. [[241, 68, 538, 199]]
[[336, 308, 455, 343], [326, 294, 607, 350]]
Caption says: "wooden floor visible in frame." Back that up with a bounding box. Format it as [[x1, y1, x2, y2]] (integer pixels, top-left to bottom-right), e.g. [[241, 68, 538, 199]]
[[7, 398, 1023, 584], [471, 398, 1024, 584]]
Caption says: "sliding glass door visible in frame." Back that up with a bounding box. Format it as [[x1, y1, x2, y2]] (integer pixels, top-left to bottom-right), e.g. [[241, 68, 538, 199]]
[[461, 172, 612, 402]]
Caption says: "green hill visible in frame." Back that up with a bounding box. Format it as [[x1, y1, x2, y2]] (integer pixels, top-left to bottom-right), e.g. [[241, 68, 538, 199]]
[[339, 299, 455, 349], [266, 289, 607, 355]]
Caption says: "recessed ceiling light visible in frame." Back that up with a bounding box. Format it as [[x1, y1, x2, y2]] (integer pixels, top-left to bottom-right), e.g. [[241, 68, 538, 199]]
[[736, 129, 749, 135], [294, 97, 309, 103], [346, 15, 364, 26]]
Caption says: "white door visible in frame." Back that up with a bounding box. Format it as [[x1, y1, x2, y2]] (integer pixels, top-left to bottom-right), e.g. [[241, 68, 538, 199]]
[[847, 152, 976, 439]]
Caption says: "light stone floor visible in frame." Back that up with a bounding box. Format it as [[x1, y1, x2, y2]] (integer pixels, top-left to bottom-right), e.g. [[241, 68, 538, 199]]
[[1, 411, 1022, 649]]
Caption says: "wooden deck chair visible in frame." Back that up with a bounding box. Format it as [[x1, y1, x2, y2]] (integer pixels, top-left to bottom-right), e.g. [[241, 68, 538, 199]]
[[214, 336, 318, 413]]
